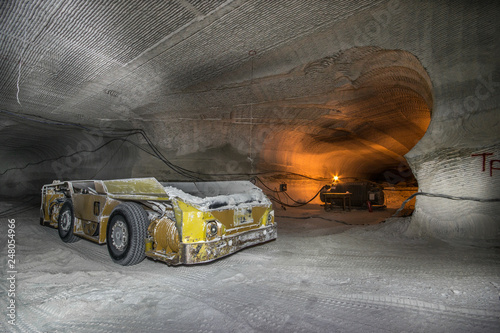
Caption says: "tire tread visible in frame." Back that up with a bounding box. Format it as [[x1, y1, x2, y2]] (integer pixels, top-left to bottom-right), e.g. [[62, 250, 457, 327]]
[[58, 201, 80, 243], [107, 202, 148, 266]]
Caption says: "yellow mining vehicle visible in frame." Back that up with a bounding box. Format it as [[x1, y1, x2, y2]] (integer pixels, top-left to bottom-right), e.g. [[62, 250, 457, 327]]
[[40, 178, 276, 266]]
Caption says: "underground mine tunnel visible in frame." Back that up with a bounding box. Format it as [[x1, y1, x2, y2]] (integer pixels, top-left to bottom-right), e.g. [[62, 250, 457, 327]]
[[0, 1, 499, 332]]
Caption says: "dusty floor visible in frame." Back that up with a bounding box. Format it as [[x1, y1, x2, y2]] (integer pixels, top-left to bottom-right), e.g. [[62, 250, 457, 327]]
[[1, 201, 499, 332]]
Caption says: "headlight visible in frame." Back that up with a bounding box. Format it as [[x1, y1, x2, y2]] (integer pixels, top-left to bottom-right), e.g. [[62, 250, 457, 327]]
[[267, 210, 274, 225], [206, 221, 218, 238]]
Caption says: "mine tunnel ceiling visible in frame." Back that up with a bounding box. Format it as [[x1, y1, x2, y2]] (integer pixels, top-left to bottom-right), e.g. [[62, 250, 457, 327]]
[[0, 0, 432, 195]]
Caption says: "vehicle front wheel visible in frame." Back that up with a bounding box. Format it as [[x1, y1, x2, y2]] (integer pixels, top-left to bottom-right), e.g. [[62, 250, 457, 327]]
[[58, 202, 80, 243], [106, 202, 149, 266]]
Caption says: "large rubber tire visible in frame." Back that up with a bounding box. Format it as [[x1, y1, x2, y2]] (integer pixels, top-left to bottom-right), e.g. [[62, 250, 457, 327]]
[[106, 202, 148, 266], [58, 202, 80, 243], [40, 208, 45, 225]]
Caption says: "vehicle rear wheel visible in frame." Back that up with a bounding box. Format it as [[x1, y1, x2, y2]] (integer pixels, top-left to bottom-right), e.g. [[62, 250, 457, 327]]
[[58, 202, 80, 243], [106, 202, 149, 266], [40, 208, 45, 225]]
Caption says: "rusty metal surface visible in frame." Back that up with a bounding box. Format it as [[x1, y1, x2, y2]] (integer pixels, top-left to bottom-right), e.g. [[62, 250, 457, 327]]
[[149, 217, 180, 254], [181, 224, 277, 265]]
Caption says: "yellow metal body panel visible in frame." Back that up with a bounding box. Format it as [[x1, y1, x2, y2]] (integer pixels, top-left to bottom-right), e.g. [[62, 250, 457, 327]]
[[252, 206, 268, 225], [176, 200, 207, 243], [73, 193, 106, 222], [210, 210, 233, 226], [175, 198, 272, 241], [103, 177, 166, 195]]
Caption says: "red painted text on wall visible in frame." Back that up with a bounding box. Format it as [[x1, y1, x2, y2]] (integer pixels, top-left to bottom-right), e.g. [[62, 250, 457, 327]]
[[471, 153, 500, 176]]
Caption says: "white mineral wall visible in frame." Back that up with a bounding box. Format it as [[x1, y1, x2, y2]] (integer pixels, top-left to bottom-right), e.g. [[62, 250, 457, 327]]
[[406, 112, 500, 240], [402, 0, 500, 239], [402, 0, 500, 240]]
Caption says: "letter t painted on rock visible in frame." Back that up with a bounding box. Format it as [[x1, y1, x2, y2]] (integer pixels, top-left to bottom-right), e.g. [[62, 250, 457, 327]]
[[471, 153, 493, 172]]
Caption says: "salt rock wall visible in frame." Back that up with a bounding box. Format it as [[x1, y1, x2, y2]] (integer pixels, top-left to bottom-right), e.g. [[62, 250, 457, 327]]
[[406, 111, 500, 240], [257, 47, 432, 181], [0, 116, 138, 198], [401, 6, 500, 241]]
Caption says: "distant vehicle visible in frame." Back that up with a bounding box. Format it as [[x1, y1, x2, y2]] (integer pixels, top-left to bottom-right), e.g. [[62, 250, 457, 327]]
[[320, 181, 385, 210], [40, 178, 276, 266]]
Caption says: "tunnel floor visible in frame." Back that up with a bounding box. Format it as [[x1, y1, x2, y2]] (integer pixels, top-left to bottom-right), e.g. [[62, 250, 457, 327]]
[[1, 202, 499, 332]]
